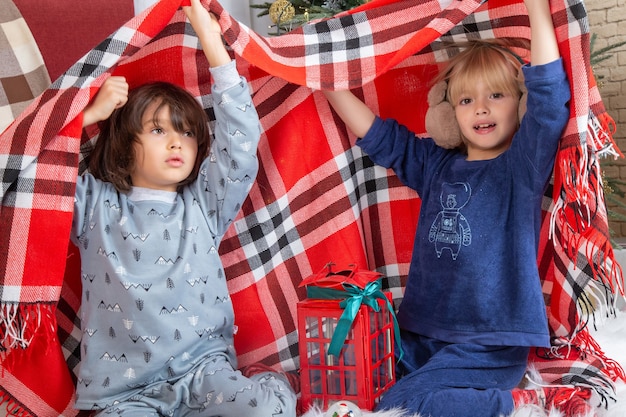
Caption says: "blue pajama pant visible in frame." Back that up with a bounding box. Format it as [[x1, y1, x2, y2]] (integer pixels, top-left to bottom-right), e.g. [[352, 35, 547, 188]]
[[94, 355, 297, 417], [376, 330, 529, 417]]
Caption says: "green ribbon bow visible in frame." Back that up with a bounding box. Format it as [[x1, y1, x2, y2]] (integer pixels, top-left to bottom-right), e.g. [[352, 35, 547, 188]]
[[306, 279, 403, 361]]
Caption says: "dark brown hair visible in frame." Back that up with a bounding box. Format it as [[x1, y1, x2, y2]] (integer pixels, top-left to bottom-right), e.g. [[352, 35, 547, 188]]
[[88, 81, 210, 192]]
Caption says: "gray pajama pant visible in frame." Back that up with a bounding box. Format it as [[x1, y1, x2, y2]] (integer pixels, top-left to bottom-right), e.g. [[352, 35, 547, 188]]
[[94, 355, 297, 417]]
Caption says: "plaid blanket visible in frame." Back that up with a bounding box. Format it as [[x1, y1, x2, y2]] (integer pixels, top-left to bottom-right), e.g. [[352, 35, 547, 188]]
[[0, 0, 50, 134], [1, 0, 624, 415]]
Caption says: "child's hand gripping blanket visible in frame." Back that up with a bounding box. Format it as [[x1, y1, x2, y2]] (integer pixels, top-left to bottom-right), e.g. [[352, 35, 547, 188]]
[[0, 0, 624, 415]]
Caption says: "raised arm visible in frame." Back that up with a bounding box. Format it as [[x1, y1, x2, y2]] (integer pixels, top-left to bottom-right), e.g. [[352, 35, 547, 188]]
[[184, 0, 231, 68], [82, 76, 129, 127], [323, 89, 377, 140], [525, 0, 560, 65]]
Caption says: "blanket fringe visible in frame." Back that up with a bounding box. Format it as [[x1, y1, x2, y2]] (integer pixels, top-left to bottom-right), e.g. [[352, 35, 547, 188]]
[[576, 331, 626, 383], [0, 303, 54, 355], [550, 114, 625, 297], [593, 112, 624, 161], [533, 325, 626, 410], [0, 390, 33, 417], [543, 111, 626, 408]]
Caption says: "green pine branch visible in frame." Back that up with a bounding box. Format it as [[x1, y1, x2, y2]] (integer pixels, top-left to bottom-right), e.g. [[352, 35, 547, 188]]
[[590, 33, 626, 67]]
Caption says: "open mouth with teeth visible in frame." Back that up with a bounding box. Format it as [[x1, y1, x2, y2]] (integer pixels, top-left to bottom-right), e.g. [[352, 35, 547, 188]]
[[474, 123, 495, 131]]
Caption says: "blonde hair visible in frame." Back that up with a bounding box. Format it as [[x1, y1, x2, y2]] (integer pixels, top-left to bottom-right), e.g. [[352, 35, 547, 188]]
[[438, 39, 525, 107]]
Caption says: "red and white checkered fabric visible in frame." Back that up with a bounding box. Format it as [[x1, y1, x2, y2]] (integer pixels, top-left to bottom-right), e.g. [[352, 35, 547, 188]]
[[1, 0, 623, 415]]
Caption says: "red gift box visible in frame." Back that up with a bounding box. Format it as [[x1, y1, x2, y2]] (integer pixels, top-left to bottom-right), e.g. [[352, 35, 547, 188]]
[[297, 264, 398, 411]]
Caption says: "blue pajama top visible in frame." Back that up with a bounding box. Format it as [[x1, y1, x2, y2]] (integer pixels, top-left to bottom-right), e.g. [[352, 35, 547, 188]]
[[71, 65, 261, 408]]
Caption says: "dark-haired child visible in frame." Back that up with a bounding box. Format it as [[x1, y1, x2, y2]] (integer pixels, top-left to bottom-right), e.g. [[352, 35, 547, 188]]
[[73, 1, 296, 415]]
